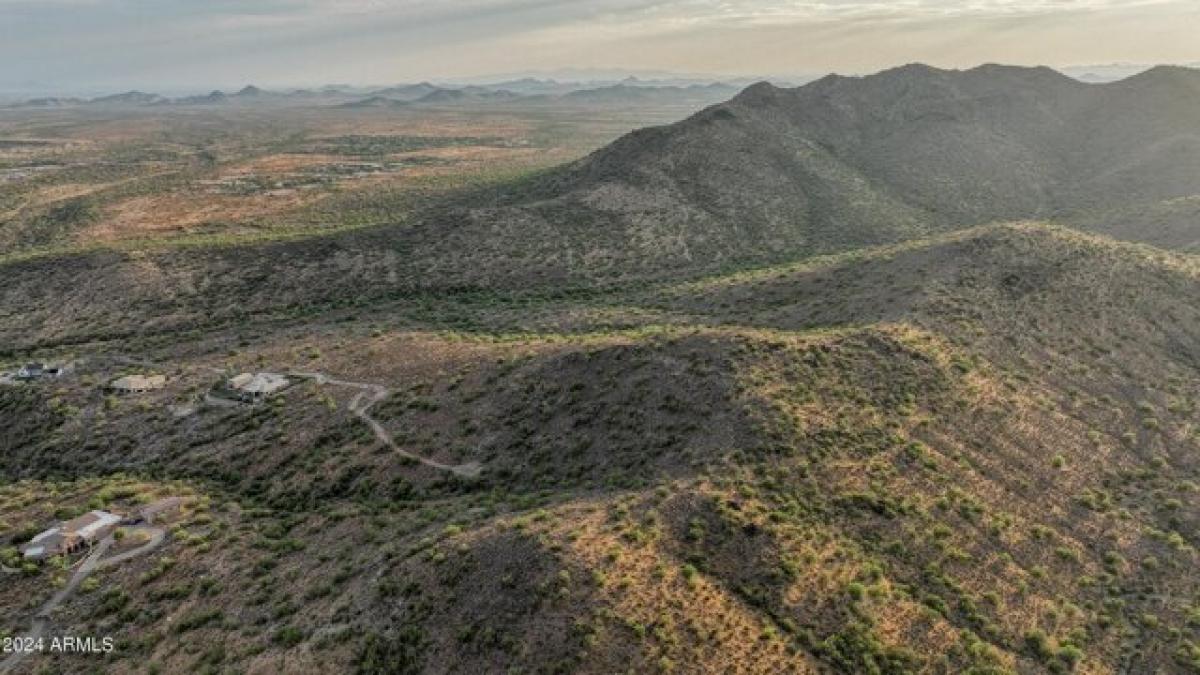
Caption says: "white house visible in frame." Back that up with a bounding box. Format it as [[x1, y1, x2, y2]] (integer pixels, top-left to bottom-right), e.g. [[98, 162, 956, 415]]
[[229, 372, 289, 401]]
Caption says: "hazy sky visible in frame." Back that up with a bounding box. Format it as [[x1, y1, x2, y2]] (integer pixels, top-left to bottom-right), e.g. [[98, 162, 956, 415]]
[[2, 0, 1198, 91]]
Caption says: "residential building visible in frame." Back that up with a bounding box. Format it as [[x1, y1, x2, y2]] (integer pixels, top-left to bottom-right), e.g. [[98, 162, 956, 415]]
[[126, 497, 182, 525], [21, 510, 122, 561], [109, 374, 166, 393], [14, 363, 64, 381], [229, 372, 289, 401]]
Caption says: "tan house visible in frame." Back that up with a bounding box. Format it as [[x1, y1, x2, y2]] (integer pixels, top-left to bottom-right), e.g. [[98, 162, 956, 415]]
[[21, 510, 122, 561], [109, 374, 166, 393], [127, 497, 183, 525]]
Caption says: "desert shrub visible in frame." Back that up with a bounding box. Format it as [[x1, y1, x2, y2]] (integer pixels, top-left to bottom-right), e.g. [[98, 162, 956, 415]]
[[356, 627, 426, 675], [175, 609, 222, 633], [273, 626, 306, 647]]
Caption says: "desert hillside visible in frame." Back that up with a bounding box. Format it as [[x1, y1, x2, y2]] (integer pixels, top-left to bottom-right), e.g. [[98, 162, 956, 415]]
[[3, 224, 1198, 673], [418, 64, 1200, 282], [6, 65, 1200, 354]]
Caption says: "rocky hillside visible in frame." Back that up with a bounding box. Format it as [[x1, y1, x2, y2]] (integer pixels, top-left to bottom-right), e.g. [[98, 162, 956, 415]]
[[5, 64, 1200, 354], [2, 224, 1198, 673], [417, 64, 1200, 282]]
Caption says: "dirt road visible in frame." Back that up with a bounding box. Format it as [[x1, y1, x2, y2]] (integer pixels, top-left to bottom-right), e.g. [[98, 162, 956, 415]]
[[289, 371, 483, 478], [109, 355, 485, 478]]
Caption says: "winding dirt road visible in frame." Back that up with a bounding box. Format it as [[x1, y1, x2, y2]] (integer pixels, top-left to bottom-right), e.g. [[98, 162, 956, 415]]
[[288, 371, 482, 478], [112, 354, 483, 478]]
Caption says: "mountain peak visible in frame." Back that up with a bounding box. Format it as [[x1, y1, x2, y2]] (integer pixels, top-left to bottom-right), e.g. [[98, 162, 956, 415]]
[[731, 81, 784, 107], [90, 90, 168, 105], [1120, 64, 1200, 86], [462, 61, 1200, 283], [873, 63, 948, 80]]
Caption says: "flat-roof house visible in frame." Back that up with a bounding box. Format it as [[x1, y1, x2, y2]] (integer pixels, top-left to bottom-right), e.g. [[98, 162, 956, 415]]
[[229, 372, 289, 401], [14, 363, 62, 381], [21, 529, 66, 561], [109, 374, 166, 393], [127, 497, 182, 525], [65, 510, 122, 542], [16, 363, 44, 380], [21, 510, 122, 561]]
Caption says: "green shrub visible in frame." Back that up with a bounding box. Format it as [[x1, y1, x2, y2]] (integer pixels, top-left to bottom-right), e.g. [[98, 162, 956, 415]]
[[273, 626, 306, 647]]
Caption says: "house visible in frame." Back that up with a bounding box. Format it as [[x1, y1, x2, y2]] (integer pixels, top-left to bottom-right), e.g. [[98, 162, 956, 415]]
[[125, 497, 182, 525], [21, 510, 122, 561], [16, 363, 44, 380], [109, 374, 166, 393], [14, 363, 64, 381], [20, 529, 65, 562], [229, 372, 289, 401]]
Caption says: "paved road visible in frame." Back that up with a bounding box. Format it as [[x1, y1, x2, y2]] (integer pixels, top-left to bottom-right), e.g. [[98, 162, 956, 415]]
[[290, 371, 482, 478], [0, 527, 165, 674]]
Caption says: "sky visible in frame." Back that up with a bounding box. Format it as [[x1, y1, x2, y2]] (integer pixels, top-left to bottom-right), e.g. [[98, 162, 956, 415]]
[[2, 0, 1198, 92]]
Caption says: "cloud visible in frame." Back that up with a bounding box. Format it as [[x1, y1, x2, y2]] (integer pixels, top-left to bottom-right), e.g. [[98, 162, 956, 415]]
[[0, 0, 1196, 89]]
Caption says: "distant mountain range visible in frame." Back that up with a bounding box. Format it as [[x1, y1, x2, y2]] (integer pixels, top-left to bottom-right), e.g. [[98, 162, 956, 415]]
[[10, 64, 1200, 108], [9, 85, 276, 108], [10, 64, 1200, 282], [336, 82, 740, 109], [559, 83, 739, 105], [90, 90, 169, 105], [1061, 61, 1200, 83], [361, 82, 442, 101], [5, 78, 748, 109], [340, 85, 524, 108]]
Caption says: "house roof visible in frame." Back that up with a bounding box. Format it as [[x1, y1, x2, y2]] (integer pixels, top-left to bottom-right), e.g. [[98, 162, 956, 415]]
[[29, 527, 62, 544], [16, 363, 44, 378], [110, 374, 166, 391], [137, 497, 183, 516], [230, 372, 289, 395], [22, 529, 64, 558], [20, 510, 119, 559], [63, 510, 121, 539], [14, 363, 65, 379]]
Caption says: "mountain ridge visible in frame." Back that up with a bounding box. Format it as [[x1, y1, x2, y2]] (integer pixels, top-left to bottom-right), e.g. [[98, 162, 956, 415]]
[[408, 63, 1200, 284]]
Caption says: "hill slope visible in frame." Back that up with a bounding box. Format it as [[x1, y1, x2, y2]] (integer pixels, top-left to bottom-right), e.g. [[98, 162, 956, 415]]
[[5, 63, 1200, 354], [2, 224, 1198, 673], [415, 64, 1200, 282]]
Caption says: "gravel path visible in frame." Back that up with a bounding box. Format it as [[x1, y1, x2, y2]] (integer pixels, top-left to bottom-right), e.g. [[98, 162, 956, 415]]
[[289, 371, 482, 478], [112, 354, 483, 478]]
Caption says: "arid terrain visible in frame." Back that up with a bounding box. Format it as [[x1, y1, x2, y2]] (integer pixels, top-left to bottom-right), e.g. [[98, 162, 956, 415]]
[[1, 67, 1199, 675], [0, 91, 714, 254]]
